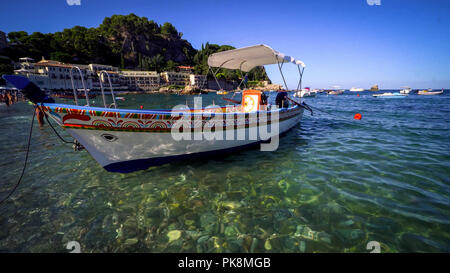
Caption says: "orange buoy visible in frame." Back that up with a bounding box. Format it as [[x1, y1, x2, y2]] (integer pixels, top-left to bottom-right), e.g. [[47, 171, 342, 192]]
[[140, 105, 143, 110], [354, 113, 362, 120], [357, 94, 360, 97]]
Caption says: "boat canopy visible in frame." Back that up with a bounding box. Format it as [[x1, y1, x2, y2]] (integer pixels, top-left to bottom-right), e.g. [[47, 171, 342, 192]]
[[207, 44, 305, 72]]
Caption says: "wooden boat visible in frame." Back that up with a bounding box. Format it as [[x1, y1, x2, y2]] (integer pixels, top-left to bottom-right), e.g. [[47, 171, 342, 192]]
[[3, 45, 308, 173], [418, 89, 443, 95]]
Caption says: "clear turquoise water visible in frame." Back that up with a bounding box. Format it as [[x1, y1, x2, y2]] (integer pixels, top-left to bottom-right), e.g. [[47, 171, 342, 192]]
[[0, 91, 449, 253]]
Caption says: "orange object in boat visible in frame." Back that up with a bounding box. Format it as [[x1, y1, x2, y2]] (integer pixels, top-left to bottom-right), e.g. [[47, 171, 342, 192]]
[[241, 90, 262, 112]]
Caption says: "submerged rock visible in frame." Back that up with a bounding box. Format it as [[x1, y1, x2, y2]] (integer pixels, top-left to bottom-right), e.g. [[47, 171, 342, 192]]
[[124, 238, 139, 246], [167, 230, 182, 243], [250, 238, 258, 253], [264, 239, 272, 251], [335, 229, 365, 245], [222, 201, 241, 210], [299, 240, 306, 253]]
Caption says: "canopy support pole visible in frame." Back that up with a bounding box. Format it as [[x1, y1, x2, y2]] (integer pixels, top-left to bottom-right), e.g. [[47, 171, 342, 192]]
[[296, 65, 305, 92], [208, 59, 235, 91], [276, 58, 288, 91], [236, 61, 249, 90], [209, 66, 224, 91]]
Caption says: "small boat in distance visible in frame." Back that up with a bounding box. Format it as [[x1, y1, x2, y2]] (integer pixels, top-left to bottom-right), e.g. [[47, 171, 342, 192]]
[[217, 90, 228, 95], [327, 90, 344, 95], [373, 92, 406, 98], [399, 87, 412, 94], [370, 84, 379, 91], [350, 87, 364, 92], [295, 87, 315, 98], [418, 89, 443, 95]]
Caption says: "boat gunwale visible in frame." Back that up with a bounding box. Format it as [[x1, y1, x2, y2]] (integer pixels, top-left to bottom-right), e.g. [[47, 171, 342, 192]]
[[41, 102, 300, 116]]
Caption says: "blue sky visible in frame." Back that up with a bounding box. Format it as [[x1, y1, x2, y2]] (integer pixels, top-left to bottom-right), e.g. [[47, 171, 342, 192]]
[[1, 0, 449, 89]]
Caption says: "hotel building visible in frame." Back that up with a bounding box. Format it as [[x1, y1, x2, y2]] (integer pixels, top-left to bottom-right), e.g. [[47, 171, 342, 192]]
[[160, 71, 191, 86], [120, 71, 160, 91], [13, 57, 209, 92]]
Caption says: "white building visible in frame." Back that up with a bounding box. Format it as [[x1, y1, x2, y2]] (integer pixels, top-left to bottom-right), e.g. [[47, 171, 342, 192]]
[[34, 59, 94, 90], [189, 74, 207, 88], [160, 71, 190, 86], [14, 58, 93, 91], [120, 70, 160, 91]]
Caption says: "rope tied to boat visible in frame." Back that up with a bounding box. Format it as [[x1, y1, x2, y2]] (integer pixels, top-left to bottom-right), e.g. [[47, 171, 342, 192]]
[[0, 107, 36, 206], [37, 105, 76, 145]]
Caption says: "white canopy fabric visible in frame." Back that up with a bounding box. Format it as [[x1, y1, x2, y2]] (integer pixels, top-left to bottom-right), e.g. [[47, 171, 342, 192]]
[[207, 44, 305, 72]]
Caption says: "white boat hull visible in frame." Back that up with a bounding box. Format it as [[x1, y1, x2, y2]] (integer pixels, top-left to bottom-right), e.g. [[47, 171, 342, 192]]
[[418, 90, 443, 95], [349, 88, 364, 92], [43, 103, 304, 172]]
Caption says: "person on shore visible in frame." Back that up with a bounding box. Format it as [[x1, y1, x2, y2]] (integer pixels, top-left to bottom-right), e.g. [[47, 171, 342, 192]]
[[4, 92, 10, 107], [35, 106, 46, 127], [275, 89, 289, 108]]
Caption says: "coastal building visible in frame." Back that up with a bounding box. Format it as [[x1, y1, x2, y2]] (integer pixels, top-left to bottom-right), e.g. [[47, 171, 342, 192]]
[[120, 70, 160, 91], [34, 59, 93, 90], [14, 58, 93, 91], [88, 64, 125, 91], [160, 71, 190, 86], [189, 74, 207, 88], [12, 56, 212, 92], [176, 65, 194, 74]]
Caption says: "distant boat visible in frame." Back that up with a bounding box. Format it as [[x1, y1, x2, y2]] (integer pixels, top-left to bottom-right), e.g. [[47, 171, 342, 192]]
[[327, 90, 343, 95], [418, 89, 443, 95], [370, 84, 379, 91], [217, 90, 228, 95], [399, 87, 412, 94], [295, 87, 315, 98], [373, 92, 406, 98], [350, 87, 364, 92]]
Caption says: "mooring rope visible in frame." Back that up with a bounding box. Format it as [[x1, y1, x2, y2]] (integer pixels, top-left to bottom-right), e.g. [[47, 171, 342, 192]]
[[306, 104, 355, 120], [0, 108, 36, 206], [40, 106, 74, 144]]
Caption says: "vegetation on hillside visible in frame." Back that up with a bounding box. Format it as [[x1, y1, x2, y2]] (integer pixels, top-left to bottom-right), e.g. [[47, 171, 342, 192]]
[[0, 13, 269, 83]]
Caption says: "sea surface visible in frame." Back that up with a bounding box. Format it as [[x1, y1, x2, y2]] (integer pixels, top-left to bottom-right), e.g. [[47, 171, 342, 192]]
[[0, 90, 449, 253]]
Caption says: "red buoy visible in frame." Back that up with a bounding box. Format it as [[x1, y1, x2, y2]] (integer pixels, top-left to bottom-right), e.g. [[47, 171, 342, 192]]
[[354, 113, 362, 120], [357, 94, 360, 97], [140, 105, 143, 110]]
